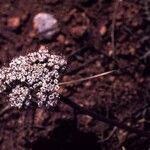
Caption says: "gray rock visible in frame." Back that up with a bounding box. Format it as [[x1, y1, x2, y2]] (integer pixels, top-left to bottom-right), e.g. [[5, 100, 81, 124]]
[[33, 12, 59, 40]]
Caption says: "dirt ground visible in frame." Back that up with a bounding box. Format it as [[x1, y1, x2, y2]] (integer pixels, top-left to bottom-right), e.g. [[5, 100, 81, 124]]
[[0, 0, 150, 150]]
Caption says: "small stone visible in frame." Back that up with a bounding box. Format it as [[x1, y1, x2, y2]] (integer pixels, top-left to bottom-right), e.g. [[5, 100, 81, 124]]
[[117, 129, 128, 144], [70, 25, 87, 38], [57, 34, 65, 44], [34, 108, 45, 125], [62, 75, 70, 82], [84, 81, 92, 87], [108, 50, 113, 56], [95, 60, 101, 68], [132, 20, 139, 27], [129, 47, 136, 55], [7, 16, 21, 29], [109, 76, 115, 82], [99, 25, 107, 36], [33, 12, 59, 39]]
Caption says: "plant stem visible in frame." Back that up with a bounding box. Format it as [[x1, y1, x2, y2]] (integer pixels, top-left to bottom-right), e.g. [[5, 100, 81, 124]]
[[59, 70, 116, 85], [60, 95, 150, 138]]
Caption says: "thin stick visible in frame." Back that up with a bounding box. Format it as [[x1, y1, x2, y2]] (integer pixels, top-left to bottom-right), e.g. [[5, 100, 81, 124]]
[[111, 0, 120, 52], [99, 126, 117, 142], [0, 105, 12, 117], [59, 70, 116, 85], [66, 55, 99, 75], [60, 95, 150, 137]]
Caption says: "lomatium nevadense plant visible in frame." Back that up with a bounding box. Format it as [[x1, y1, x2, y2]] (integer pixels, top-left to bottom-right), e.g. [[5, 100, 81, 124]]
[[0, 46, 67, 108]]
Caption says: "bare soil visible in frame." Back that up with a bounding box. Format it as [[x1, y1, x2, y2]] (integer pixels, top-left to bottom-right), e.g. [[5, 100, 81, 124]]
[[0, 0, 150, 150]]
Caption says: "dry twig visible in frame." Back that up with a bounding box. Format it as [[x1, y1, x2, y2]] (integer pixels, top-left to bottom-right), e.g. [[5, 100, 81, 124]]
[[60, 95, 150, 138], [111, 0, 121, 53], [59, 70, 115, 85]]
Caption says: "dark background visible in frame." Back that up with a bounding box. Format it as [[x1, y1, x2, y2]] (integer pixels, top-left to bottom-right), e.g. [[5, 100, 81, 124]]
[[0, 0, 150, 149]]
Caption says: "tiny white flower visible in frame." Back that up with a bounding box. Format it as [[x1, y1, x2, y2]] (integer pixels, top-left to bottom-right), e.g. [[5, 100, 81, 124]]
[[0, 46, 67, 108]]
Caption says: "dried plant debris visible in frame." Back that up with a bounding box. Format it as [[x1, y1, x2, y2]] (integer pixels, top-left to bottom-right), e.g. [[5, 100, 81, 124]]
[[0, 46, 67, 108]]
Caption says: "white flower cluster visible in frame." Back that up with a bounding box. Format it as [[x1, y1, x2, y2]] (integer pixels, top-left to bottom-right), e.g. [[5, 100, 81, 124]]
[[0, 46, 67, 108]]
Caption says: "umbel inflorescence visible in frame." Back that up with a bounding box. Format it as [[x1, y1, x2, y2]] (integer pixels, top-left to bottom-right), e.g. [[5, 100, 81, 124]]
[[0, 46, 67, 108]]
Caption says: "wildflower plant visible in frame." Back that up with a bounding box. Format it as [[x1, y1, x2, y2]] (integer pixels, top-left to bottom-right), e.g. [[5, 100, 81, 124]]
[[0, 46, 67, 108]]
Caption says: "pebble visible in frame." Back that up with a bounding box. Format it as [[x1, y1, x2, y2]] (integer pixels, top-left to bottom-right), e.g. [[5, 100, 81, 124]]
[[129, 47, 136, 55], [34, 108, 45, 125], [7, 16, 21, 29], [70, 25, 87, 38], [33, 12, 59, 39], [84, 81, 92, 87], [99, 25, 107, 36], [57, 34, 65, 44]]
